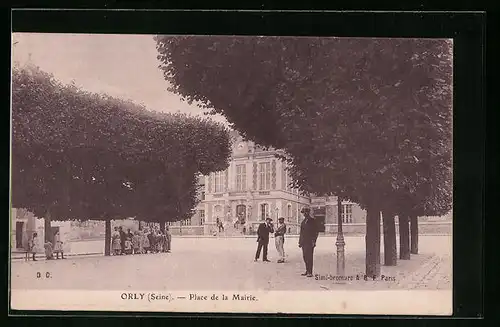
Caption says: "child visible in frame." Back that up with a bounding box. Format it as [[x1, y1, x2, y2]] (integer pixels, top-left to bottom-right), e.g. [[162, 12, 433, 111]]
[[142, 230, 150, 254], [112, 227, 121, 255], [132, 232, 140, 254], [124, 237, 132, 255]]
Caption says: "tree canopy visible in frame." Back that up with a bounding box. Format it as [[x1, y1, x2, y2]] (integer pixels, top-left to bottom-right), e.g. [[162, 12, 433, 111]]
[[11, 64, 231, 225], [156, 35, 452, 274], [155, 35, 452, 214]]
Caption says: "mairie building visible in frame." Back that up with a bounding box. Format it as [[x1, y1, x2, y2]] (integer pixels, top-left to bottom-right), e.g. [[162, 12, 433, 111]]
[[168, 131, 367, 235]]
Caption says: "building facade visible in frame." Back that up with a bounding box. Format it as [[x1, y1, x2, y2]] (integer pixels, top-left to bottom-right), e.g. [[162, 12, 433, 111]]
[[170, 131, 367, 235]]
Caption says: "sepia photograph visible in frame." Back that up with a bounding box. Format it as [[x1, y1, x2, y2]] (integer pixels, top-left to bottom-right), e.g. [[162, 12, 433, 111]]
[[10, 32, 453, 315]]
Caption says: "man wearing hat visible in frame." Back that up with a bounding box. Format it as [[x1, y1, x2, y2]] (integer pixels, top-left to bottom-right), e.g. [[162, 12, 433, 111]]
[[299, 207, 319, 277], [255, 217, 274, 262], [274, 217, 287, 263]]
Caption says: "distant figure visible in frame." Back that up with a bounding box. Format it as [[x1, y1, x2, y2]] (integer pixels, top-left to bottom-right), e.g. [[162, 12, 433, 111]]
[[29, 232, 41, 261], [255, 218, 274, 262], [112, 227, 121, 255], [275, 217, 287, 263], [298, 207, 319, 277], [165, 226, 172, 253], [53, 231, 65, 259], [142, 230, 151, 253]]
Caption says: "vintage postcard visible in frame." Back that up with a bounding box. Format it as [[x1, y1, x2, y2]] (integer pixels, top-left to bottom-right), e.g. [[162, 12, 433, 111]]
[[10, 33, 453, 315]]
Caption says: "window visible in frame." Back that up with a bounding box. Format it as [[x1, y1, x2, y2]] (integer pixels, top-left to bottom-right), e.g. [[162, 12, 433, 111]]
[[236, 164, 247, 191], [201, 191, 205, 200], [214, 171, 224, 193], [181, 218, 192, 226], [199, 210, 205, 225], [287, 204, 292, 221], [258, 162, 271, 190], [341, 204, 353, 223], [260, 203, 269, 220], [283, 166, 292, 192]]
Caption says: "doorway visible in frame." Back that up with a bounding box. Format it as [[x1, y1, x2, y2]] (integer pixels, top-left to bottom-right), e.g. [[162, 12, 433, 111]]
[[16, 221, 24, 249]]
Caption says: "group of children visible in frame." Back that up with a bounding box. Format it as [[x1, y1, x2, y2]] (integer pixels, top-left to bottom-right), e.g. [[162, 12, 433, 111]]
[[24, 231, 65, 261], [111, 226, 172, 255]]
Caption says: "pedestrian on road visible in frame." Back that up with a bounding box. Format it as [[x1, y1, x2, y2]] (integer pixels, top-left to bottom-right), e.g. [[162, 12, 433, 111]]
[[53, 231, 65, 259], [165, 226, 172, 253], [275, 217, 287, 263], [298, 207, 319, 277], [255, 217, 274, 262]]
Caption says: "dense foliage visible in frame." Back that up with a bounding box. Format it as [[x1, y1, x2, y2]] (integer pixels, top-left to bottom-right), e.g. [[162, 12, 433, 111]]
[[155, 35, 452, 273], [11, 64, 231, 237]]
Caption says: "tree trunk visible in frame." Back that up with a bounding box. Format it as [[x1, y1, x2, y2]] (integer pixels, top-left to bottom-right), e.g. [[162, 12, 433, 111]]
[[399, 214, 411, 260], [44, 211, 52, 243], [365, 205, 381, 277], [104, 219, 111, 256], [160, 221, 166, 233], [410, 214, 419, 254], [138, 221, 143, 231], [382, 211, 397, 266]]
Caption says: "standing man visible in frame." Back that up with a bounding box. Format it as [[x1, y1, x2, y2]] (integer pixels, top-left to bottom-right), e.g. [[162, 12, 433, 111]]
[[298, 207, 319, 277], [275, 217, 287, 263], [255, 217, 274, 262]]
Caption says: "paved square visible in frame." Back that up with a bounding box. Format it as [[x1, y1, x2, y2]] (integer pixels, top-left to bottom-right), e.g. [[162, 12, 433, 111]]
[[11, 235, 451, 291]]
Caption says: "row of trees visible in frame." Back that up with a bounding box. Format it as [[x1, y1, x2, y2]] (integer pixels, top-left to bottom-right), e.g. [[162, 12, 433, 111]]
[[155, 36, 452, 275], [11, 64, 232, 255]]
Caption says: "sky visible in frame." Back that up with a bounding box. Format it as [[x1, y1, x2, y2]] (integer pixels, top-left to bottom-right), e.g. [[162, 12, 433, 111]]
[[11, 33, 229, 125]]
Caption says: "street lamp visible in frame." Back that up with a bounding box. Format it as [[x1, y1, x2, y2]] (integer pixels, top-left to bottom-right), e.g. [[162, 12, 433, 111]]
[[336, 196, 346, 275]]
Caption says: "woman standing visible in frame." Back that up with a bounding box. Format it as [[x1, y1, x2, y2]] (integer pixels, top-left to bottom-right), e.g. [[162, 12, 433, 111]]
[[53, 231, 65, 259]]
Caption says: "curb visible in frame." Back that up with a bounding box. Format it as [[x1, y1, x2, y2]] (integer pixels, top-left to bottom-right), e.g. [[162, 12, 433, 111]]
[[12, 252, 103, 261]]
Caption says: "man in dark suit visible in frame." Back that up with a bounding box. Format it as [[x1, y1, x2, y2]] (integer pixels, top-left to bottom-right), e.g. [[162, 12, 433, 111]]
[[299, 207, 319, 277], [255, 217, 274, 262]]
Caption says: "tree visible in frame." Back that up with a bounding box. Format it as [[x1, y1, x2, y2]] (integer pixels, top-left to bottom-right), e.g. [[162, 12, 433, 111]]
[[156, 36, 452, 275], [11, 64, 231, 255]]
